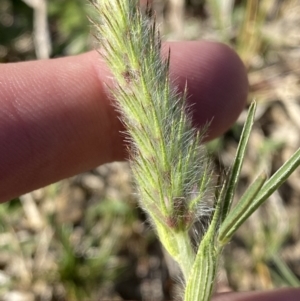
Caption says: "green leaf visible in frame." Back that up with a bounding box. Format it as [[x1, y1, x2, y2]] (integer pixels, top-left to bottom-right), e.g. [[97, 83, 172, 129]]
[[242, 147, 300, 220], [271, 254, 300, 287], [218, 172, 267, 244], [221, 101, 257, 223], [219, 147, 300, 245]]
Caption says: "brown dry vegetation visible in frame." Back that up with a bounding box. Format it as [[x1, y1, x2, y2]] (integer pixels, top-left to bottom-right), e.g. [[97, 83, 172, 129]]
[[0, 0, 300, 300]]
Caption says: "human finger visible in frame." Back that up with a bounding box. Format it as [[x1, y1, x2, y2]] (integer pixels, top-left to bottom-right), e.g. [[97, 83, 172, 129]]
[[213, 288, 300, 301], [0, 41, 248, 202]]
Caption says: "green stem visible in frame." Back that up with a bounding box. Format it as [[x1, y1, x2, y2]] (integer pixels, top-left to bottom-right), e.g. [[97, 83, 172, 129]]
[[174, 231, 195, 281]]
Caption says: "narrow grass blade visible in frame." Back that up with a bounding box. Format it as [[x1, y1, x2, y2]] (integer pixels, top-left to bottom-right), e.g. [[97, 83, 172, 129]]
[[255, 147, 300, 202], [221, 101, 257, 222], [241, 147, 300, 219], [219, 147, 300, 245], [271, 254, 300, 287], [218, 172, 267, 244]]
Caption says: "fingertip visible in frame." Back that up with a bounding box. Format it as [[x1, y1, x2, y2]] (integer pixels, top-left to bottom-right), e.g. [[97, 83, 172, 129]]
[[94, 40, 249, 160], [75, 41, 249, 160], [213, 288, 300, 301], [166, 41, 248, 140]]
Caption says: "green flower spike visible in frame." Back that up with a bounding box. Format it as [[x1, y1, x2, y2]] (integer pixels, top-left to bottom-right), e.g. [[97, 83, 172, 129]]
[[92, 0, 212, 281]]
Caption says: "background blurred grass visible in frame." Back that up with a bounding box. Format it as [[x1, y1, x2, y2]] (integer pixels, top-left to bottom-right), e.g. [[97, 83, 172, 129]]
[[0, 0, 300, 300]]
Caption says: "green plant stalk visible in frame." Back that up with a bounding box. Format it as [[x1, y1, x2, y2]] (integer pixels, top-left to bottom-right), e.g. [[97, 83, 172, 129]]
[[184, 180, 225, 301], [92, 1, 300, 300]]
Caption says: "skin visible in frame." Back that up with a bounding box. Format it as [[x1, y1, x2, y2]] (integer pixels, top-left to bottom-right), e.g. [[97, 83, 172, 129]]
[[213, 289, 300, 301], [0, 41, 299, 300], [0, 41, 247, 202]]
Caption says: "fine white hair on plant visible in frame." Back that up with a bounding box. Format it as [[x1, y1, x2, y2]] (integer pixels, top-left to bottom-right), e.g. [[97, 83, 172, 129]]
[[92, 0, 213, 287], [92, 0, 212, 238]]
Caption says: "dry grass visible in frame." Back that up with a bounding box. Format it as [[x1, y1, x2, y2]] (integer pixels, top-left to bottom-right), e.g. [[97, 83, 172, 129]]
[[0, 0, 300, 300]]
